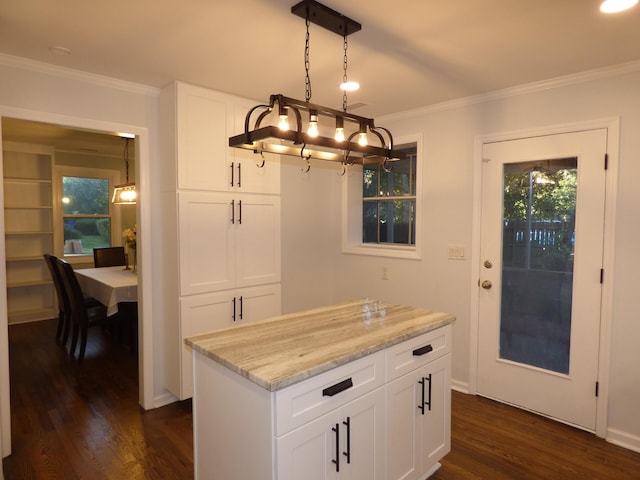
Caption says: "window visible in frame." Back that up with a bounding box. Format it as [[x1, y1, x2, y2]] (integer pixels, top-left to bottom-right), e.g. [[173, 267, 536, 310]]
[[54, 166, 121, 259], [342, 138, 421, 259], [363, 143, 417, 245]]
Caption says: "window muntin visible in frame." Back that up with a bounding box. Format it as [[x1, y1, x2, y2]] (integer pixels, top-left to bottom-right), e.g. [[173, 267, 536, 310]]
[[62, 175, 112, 255], [362, 143, 417, 246]]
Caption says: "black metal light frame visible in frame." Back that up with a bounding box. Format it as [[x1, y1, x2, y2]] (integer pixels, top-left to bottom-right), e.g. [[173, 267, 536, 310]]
[[228, 0, 404, 166]]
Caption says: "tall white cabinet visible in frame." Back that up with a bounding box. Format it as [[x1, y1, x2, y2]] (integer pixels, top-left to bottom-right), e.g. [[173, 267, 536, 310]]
[[2, 143, 56, 325], [160, 81, 281, 400]]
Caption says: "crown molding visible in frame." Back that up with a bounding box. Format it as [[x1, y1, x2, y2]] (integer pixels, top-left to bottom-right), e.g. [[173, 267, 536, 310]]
[[382, 60, 640, 122], [0, 53, 160, 97]]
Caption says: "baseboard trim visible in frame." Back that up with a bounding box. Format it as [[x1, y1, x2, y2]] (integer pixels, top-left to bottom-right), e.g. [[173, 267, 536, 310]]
[[451, 378, 470, 394], [607, 427, 640, 453], [153, 391, 179, 409]]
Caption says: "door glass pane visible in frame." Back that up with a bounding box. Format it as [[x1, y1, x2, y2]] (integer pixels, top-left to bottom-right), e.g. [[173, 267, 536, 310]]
[[500, 158, 577, 374]]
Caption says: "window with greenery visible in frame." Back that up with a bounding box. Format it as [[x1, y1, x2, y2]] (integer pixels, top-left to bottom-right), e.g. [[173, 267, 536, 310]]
[[62, 176, 113, 255], [363, 143, 417, 245]]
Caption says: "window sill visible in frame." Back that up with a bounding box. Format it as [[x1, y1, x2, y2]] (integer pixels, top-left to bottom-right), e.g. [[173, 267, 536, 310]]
[[342, 243, 421, 260]]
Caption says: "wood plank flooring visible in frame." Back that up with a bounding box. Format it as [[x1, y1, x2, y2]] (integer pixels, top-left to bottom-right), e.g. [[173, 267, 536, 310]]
[[434, 392, 640, 480], [3, 318, 640, 479], [3, 318, 193, 479]]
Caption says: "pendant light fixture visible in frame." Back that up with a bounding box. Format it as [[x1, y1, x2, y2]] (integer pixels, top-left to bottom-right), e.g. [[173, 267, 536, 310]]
[[228, 0, 403, 167], [112, 134, 137, 205]]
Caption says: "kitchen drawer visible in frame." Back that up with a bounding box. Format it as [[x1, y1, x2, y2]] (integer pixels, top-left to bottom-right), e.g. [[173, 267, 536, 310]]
[[274, 350, 385, 436], [386, 324, 451, 382]]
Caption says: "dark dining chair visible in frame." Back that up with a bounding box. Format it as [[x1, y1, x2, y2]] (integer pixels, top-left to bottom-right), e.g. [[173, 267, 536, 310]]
[[55, 258, 113, 361], [93, 246, 126, 268], [44, 253, 69, 343], [44, 253, 104, 346]]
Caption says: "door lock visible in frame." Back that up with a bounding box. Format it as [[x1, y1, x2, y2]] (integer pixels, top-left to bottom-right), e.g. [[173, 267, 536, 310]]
[[481, 280, 492, 289]]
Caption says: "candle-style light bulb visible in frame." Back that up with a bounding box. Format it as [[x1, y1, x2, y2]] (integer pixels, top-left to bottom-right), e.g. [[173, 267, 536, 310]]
[[334, 116, 345, 142], [308, 111, 319, 137]]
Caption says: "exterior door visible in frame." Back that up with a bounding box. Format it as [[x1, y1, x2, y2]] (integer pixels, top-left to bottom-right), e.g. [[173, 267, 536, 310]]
[[477, 129, 607, 430]]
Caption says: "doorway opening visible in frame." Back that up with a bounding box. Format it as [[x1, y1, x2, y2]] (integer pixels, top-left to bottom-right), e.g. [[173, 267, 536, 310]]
[[0, 116, 146, 459]]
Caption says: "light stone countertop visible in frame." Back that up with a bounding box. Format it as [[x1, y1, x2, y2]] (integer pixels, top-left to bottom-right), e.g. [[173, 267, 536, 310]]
[[185, 298, 455, 392]]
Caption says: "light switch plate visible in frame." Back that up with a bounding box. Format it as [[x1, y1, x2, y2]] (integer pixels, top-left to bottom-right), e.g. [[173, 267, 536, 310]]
[[448, 245, 465, 260]]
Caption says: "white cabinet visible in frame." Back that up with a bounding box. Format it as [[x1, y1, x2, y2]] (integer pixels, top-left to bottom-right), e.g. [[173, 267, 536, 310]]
[[160, 81, 282, 400], [2, 144, 56, 324], [386, 329, 452, 480], [174, 82, 280, 194], [177, 284, 281, 399], [277, 387, 385, 480], [191, 324, 452, 479], [177, 191, 281, 296]]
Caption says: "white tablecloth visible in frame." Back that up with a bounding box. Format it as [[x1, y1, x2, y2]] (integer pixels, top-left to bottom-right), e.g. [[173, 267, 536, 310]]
[[75, 266, 138, 316]]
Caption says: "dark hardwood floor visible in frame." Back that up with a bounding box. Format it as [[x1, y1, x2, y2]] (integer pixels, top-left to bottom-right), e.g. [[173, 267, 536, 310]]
[[435, 392, 640, 479], [3, 318, 193, 479], [3, 319, 639, 479]]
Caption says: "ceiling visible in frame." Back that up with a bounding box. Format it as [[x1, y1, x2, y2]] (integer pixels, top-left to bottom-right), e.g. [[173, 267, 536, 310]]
[[1, 0, 640, 152]]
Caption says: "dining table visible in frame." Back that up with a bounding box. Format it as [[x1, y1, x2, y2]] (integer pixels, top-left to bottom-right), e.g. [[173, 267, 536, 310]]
[[75, 266, 138, 316]]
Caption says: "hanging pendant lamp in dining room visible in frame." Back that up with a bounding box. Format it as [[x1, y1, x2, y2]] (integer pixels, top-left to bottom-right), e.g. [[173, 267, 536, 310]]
[[112, 134, 137, 205]]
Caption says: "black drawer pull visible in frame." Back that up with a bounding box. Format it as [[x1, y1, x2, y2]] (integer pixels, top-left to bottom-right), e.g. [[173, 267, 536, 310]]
[[413, 344, 433, 356], [323, 378, 353, 397]]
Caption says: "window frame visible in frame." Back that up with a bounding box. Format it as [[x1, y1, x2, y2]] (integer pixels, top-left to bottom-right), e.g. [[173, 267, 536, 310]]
[[341, 134, 423, 259], [53, 165, 122, 264]]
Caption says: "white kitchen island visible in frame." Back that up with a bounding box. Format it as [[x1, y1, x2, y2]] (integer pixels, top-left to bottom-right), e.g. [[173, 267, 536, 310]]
[[186, 298, 455, 480]]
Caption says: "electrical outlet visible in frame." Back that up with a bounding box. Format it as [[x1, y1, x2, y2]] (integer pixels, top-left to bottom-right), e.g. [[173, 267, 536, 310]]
[[382, 266, 389, 280]]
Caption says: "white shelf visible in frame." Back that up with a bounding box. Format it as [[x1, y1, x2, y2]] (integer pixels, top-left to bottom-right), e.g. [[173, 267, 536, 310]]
[[3, 147, 56, 325], [7, 279, 52, 289]]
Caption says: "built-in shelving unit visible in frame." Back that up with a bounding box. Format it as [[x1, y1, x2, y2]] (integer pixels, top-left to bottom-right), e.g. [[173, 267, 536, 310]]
[[3, 143, 56, 324]]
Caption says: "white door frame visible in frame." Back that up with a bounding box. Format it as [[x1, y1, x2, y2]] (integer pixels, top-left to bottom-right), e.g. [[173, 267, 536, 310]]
[[468, 118, 619, 438], [0, 106, 155, 458]]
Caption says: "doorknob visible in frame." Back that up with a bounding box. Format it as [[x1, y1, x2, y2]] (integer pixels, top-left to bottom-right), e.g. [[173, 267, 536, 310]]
[[481, 280, 492, 289]]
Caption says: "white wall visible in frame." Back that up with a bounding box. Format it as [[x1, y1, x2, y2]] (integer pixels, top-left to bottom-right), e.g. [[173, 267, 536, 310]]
[[280, 64, 640, 449]]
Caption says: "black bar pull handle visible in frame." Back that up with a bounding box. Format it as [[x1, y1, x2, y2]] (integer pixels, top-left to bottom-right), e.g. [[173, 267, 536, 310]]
[[425, 373, 432, 411], [342, 417, 351, 464], [239, 296, 243, 320], [323, 378, 353, 397], [232, 297, 236, 322], [418, 377, 425, 415], [332, 423, 340, 472], [413, 344, 433, 356], [237, 162, 241, 188], [230, 162, 234, 187], [238, 200, 242, 224], [231, 200, 235, 224]]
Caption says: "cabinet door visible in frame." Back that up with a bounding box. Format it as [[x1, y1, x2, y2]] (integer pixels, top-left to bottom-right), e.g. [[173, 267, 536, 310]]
[[235, 284, 281, 325], [178, 191, 235, 295], [386, 368, 421, 480], [418, 354, 451, 475], [176, 83, 233, 191], [234, 194, 281, 288], [340, 387, 385, 480], [277, 411, 340, 480], [387, 354, 451, 480], [231, 98, 281, 194], [179, 291, 234, 399]]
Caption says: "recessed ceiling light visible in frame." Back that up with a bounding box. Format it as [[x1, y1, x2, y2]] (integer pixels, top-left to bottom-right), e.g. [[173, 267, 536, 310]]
[[49, 45, 72, 56], [600, 0, 638, 13], [340, 81, 360, 92]]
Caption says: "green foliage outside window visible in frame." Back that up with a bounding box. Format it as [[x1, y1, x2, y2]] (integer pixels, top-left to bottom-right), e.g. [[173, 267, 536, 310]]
[[363, 143, 417, 245], [62, 176, 112, 254]]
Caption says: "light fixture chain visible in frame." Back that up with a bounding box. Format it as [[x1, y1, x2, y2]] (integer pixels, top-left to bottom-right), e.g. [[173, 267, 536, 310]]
[[124, 137, 130, 183], [342, 35, 348, 112], [305, 16, 312, 102]]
